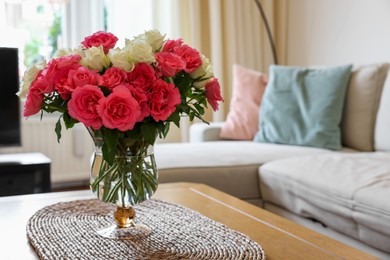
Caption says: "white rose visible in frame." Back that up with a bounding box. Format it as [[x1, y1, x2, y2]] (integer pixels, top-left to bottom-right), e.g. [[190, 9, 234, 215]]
[[135, 30, 166, 52], [55, 48, 72, 57], [108, 47, 134, 72], [54, 47, 83, 58], [17, 59, 47, 98], [80, 45, 110, 71], [125, 38, 155, 64], [193, 78, 212, 89], [71, 47, 84, 56], [190, 55, 213, 79]]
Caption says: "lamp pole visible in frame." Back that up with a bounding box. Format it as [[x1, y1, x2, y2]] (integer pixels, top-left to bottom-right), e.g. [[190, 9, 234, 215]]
[[253, 0, 278, 65]]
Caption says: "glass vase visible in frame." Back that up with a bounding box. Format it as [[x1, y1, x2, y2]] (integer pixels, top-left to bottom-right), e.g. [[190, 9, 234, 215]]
[[90, 138, 158, 239]]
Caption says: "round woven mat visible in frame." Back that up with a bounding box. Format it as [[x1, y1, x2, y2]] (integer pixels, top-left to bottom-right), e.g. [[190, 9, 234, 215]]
[[26, 199, 265, 259]]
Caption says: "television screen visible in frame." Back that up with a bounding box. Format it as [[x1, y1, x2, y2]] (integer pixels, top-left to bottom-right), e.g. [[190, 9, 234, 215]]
[[0, 47, 21, 147]]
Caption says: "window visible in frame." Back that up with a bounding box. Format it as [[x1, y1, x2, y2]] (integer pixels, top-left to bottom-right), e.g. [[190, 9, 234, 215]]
[[0, 0, 65, 70], [1, 0, 178, 71]]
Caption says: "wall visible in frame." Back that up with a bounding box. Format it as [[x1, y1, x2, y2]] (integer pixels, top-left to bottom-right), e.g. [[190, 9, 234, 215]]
[[284, 0, 390, 66]]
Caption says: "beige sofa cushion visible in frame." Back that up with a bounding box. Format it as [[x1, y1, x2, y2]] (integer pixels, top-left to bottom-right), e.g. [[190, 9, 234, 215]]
[[154, 141, 337, 203], [259, 152, 390, 253], [341, 63, 389, 151], [375, 71, 390, 151]]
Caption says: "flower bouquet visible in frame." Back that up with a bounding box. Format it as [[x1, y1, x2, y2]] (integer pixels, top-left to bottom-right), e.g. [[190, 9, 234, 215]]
[[19, 30, 223, 238]]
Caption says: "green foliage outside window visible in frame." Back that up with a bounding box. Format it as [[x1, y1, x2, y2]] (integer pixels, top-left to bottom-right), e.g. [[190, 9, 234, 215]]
[[23, 8, 62, 67], [24, 38, 43, 67], [48, 11, 62, 58]]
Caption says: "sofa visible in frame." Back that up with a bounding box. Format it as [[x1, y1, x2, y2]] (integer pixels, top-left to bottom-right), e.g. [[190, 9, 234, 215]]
[[154, 63, 390, 259]]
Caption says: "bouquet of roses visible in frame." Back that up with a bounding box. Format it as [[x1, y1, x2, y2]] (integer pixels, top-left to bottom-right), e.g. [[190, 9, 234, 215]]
[[19, 30, 223, 161], [18, 30, 223, 206]]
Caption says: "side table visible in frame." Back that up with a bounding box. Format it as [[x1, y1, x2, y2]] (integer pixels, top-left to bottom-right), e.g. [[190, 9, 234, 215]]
[[0, 152, 51, 196]]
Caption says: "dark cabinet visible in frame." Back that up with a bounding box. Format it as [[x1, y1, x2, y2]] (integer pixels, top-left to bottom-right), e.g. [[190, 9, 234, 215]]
[[0, 153, 51, 196]]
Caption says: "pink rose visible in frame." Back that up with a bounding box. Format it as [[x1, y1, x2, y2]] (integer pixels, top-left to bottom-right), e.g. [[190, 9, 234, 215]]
[[49, 55, 82, 100], [100, 67, 128, 90], [155, 52, 185, 77], [34, 55, 80, 95], [23, 85, 44, 117], [55, 66, 100, 100], [97, 85, 141, 131], [162, 38, 183, 52], [55, 54, 82, 69], [68, 84, 104, 129], [81, 31, 118, 54], [149, 79, 181, 121], [55, 77, 72, 100], [173, 45, 202, 73], [127, 63, 156, 91], [67, 66, 101, 90], [205, 78, 224, 111], [49, 55, 82, 87], [126, 84, 150, 122], [28, 72, 52, 94], [38, 62, 56, 93]]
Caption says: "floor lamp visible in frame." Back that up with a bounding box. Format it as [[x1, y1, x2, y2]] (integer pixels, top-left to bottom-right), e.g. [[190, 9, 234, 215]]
[[253, 0, 278, 65]]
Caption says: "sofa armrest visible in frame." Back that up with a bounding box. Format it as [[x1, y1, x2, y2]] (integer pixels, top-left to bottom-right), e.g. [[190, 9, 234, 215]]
[[189, 122, 224, 142]]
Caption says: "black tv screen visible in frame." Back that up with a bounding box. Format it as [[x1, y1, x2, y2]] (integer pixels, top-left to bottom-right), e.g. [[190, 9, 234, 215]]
[[0, 47, 21, 147]]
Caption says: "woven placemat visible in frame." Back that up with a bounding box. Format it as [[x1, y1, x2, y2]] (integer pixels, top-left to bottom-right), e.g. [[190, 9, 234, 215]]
[[26, 199, 265, 259]]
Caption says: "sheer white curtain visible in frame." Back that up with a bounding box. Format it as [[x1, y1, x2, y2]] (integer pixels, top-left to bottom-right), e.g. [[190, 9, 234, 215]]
[[61, 0, 105, 49]]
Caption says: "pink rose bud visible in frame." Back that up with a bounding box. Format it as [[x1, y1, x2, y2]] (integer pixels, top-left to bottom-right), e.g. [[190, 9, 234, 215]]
[[81, 31, 118, 54]]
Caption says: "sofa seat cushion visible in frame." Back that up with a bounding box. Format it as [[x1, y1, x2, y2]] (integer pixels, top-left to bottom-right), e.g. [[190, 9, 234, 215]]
[[155, 141, 347, 203], [259, 152, 390, 252]]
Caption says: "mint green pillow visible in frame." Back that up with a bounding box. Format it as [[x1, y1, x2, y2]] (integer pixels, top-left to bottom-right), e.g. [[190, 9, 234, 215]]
[[254, 64, 352, 150]]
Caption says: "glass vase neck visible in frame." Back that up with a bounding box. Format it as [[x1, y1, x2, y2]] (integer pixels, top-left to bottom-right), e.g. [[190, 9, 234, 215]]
[[87, 127, 154, 157]]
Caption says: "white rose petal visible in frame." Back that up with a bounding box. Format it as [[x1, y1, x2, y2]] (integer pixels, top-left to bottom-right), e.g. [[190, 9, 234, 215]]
[[17, 59, 47, 98], [81, 46, 110, 71], [190, 55, 213, 79], [108, 47, 134, 72], [54, 47, 83, 58], [55, 48, 72, 57], [193, 78, 212, 89], [135, 30, 166, 52], [126, 39, 155, 64]]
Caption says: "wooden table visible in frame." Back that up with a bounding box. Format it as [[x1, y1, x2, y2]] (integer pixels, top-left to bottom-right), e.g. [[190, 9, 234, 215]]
[[0, 182, 376, 259]]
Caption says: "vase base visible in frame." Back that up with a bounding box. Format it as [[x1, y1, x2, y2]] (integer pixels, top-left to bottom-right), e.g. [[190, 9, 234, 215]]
[[97, 224, 151, 240]]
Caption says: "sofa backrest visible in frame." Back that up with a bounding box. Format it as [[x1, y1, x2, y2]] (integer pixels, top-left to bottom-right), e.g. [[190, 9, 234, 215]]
[[375, 69, 390, 151], [340, 63, 390, 151]]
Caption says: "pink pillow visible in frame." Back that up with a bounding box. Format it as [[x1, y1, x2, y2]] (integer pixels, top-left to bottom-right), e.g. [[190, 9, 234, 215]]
[[220, 64, 268, 140]]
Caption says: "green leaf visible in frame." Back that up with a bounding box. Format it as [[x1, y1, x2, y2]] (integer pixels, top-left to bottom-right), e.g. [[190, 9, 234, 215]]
[[194, 103, 205, 115], [102, 143, 115, 165], [63, 112, 78, 129], [177, 104, 190, 115], [55, 117, 62, 143], [189, 113, 195, 121], [173, 71, 193, 97], [104, 128, 119, 149], [140, 123, 158, 144], [102, 129, 119, 165], [168, 111, 180, 128], [125, 124, 142, 140], [161, 123, 170, 138], [42, 93, 68, 114]]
